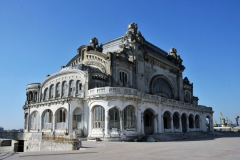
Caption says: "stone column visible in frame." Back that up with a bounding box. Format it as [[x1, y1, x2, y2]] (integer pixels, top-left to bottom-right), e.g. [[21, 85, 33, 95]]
[[28, 106, 30, 132], [141, 112, 144, 134], [119, 110, 123, 135], [52, 114, 55, 132], [171, 117, 174, 132], [179, 118, 182, 132], [104, 109, 110, 137], [40, 115, 42, 132], [88, 111, 92, 137], [154, 114, 158, 134], [187, 118, 189, 132], [67, 99, 72, 135], [161, 114, 164, 133]]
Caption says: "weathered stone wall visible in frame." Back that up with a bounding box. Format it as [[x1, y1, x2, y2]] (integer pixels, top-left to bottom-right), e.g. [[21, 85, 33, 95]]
[[0, 132, 81, 152], [40, 140, 81, 151]]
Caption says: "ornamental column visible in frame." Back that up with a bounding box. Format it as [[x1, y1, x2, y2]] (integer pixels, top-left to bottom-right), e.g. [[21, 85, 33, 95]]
[[179, 117, 182, 132], [154, 114, 158, 134], [141, 112, 144, 134], [119, 110, 123, 135], [104, 109, 110, 137], [171, 117, 174, 132], [67, 98, 72, 135], [187, 117, 189, 132]]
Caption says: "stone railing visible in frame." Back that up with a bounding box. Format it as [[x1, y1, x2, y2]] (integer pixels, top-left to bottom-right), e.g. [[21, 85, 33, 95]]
[[87, 87, 212, 112]]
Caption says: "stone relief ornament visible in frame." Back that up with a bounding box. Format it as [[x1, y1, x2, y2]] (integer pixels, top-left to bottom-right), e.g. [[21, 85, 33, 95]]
[[87, 37, 103, 52], [119, 23, 145, 60], [144, 66, 156, 86]]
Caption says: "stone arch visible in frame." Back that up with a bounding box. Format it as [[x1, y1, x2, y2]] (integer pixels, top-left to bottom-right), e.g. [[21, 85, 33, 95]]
[[109, 107, 120, 129], [92, 105, 105, 129], [55, 107, 67, 129], [206, 115, 211, 132], [42, 109, 53, 130], [195, 114, 200, 128], [123, 105, 136, 129], [24, 113, 28, 130], [173, 112, 180, 129], [163, 111, 172, 129], [189, 114, 194, 129], [181, 113, 188, 133], [150, 75, 174, 99], [72, 107, 82, 130], [143, 108, 155, 135], [30, 111, 40, 130]]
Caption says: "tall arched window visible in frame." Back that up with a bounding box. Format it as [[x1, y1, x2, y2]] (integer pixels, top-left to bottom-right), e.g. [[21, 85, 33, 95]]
[[189, 114, 194, 128], [92, 105, 105, 128], [30, 111, 39, 130], [151, 76, 173, 99], [73, 108, 82, 129], [69, 80, 75, 96], [42, 109, 53, 129], [109, 108, 120, 129], [56, 108, 67, 129], [119, 71, 128, 87], [56, 83, 60, 98], [49, 85, 54, 98], [62, 81, 67, 97], [44, 88, 49, 100], [76, 80, 82, 94], [195, 115, 200, 128], [124, 105, 135, 129]]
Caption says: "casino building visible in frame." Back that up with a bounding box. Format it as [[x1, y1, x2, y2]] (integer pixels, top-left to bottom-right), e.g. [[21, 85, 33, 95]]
[[23, 23, 213, 140]]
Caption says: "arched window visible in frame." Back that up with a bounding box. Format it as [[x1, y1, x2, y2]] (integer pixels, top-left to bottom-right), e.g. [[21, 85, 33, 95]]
[[73, 108, 82, 129], [195, 115, 200, 128], [24, 113, 28, 129], [109, 108, 120, 129], [173, 112, 180, 129], [29, 91, 33, 101], [189, 114, 194, 128], [76, 80, 82, 94], [119, 71, 128, 87], [42, 109, 53, 129], [151, 77, 173, 99], [56, 83, 60, 98], [30, 111, 39, 130], [92, 105, 105, 128], [56, 108, 67, 129], [34, 92, 38, 101], [44, 88, 49, 100], [62, 81, 68, 97], [163, 111, 171, 129], [49, 85, 54, 98], [69, 80, 75, 96], [124, 105, 135, 129]]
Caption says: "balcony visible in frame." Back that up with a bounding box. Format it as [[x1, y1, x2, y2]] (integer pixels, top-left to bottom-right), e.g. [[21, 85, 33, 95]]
[[87, 87, 212, 112]]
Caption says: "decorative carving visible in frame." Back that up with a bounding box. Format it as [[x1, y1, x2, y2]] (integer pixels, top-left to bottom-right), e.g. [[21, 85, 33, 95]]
[[119, 23, 145, 60], [144, 66, 156, 86], [87, 37, 103, 52]]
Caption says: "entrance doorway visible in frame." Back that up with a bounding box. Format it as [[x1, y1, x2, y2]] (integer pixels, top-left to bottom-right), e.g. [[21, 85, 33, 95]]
[[144, 109, 154, 135], [181, 114, 187, 133]]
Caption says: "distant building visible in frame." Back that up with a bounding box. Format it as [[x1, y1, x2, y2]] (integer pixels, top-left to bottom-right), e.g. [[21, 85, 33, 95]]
[[22, 23, 213, 141], [0, 127, 4, 131]]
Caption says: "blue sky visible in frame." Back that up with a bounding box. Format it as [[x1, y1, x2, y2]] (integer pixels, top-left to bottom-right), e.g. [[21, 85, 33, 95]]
[[0, 0, 240, 129]]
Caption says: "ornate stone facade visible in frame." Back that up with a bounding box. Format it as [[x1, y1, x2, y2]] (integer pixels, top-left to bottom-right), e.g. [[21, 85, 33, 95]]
[[23, 23, 213, 141]]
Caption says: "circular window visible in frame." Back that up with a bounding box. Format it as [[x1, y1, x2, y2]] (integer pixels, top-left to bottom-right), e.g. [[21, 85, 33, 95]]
[[151, 77, 173, 99]]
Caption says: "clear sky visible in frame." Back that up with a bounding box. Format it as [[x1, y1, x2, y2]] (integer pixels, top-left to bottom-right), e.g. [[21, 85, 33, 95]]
[[0, 0, 240, 129]]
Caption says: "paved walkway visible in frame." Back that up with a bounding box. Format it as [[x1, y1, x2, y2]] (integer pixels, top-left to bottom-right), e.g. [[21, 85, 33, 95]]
[[2, 133, 240, 160]]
